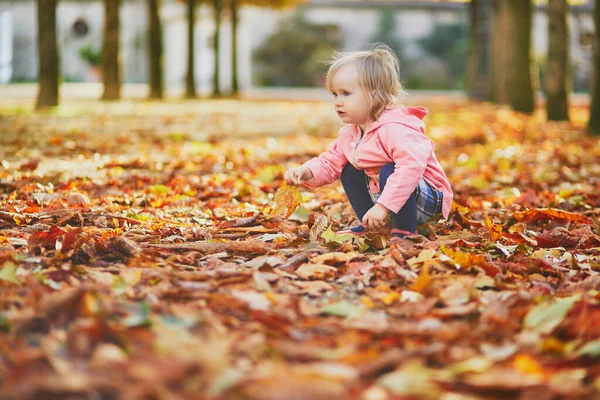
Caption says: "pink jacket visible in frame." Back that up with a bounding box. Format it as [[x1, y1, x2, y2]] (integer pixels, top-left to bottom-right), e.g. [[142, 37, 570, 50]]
[[303, 106, 453, 218]]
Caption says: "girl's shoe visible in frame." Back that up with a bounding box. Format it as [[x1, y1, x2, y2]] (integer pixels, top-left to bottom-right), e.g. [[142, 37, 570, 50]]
[[338, 224, 366, 236], [390, 228, 416, 238]]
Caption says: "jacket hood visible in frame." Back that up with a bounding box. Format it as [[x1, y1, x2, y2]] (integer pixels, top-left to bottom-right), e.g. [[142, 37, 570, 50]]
[[363, 106, 428, 135]]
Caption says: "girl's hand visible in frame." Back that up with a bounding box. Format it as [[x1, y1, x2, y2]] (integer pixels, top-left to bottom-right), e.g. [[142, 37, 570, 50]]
[[362, 203, 389, 231], [284, 166, 313, 185]]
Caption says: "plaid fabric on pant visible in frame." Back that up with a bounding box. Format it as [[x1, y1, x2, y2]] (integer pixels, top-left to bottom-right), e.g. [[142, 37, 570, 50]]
[[415, 178, 444, 224]]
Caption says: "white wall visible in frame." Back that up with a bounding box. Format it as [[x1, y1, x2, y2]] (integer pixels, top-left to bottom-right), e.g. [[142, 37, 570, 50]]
[[0, 8, 12, 83]]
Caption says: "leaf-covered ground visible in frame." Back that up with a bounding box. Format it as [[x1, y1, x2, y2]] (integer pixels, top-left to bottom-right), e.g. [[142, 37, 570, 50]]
[[1, 99, 600, 399]]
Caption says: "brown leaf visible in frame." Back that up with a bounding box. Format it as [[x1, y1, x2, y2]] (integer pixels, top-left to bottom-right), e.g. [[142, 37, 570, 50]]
[[309, 214, 328, 242], [535, 228, 579, 248]]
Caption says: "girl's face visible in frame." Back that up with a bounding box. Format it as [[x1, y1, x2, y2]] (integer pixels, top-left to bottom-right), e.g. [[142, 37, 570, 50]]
[[330, 64, 371, 128]]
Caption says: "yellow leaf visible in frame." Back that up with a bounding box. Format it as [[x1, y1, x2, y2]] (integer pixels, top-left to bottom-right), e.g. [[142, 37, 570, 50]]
[[360, 296, 375, 308], [513, 354, 544, 376], [381, 291, 401, 305], [267, 185, 302, 219], [410, 265, 432, 293], [441, 246, 485, 268]]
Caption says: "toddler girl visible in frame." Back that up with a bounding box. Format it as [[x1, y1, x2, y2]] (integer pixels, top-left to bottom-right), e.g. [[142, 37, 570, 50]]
[[284, 44, 453, 238]]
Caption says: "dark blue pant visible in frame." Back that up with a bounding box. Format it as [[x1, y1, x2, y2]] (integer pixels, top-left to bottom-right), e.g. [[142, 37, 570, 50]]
[[340, 163, 417, 233]]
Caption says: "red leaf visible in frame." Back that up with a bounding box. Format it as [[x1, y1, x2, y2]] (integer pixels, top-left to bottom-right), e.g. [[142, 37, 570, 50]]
[[535, 228, 579, 248], [27, 225, 67, 250]]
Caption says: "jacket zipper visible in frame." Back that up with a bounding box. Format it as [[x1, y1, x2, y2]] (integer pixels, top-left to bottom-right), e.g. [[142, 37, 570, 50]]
[[353, 135, 362, 168]]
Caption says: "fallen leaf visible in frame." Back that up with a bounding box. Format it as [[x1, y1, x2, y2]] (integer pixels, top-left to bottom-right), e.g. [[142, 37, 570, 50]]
[[524, 295, 580, 334]]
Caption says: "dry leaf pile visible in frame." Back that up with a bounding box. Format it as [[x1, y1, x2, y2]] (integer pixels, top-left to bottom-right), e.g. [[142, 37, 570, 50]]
[[0, 101, 600, 399]]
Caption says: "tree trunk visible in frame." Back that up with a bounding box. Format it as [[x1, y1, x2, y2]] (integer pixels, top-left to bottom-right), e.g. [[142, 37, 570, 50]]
[[491, 0, 509, 104], [36, 0, 59, 109], [148, 0, 163, 99], [231, 0, 239, 96], [186, 0, 196, 99], [588, 0, 600, 134], [102, 0, 121, 100], [467, 0, 492, 100], [506, 0, 535, 114], [212, 0, 222, 97], [546, 0, 569, 121]]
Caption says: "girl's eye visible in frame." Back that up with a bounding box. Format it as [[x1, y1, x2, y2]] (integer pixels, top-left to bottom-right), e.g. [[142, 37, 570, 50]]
[[343, 92, 350, 96], [332, 92, 337, 97]]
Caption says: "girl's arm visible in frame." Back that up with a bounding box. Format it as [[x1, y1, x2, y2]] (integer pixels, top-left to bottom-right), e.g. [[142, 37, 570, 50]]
[[376, 125, 433, 213], [301, 136, 348, 188]]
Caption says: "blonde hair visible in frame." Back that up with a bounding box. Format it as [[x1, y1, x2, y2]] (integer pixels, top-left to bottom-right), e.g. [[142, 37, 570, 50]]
[[325, 44, 406, 122]]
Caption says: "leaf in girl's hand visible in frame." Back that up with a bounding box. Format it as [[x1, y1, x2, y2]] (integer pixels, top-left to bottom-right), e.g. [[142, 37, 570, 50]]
[[267, 185, 302, 219]]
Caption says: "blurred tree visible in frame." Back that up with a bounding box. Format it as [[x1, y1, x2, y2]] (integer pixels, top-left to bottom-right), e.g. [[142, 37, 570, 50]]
[[507, 0, 535, 113], [588, 0, 600, 134], [148, 0, 164, 99], [36, 0, 59, 108], [253, 14, 341, 87], [102, 0, 121, 100], [492, 0, 535, 113], [546, 0, 569, 121], [467, 0, 493, 100], [186, 0, 197, 99], [213, 0, 222, 97], [417, 21, 468, 89], [230, 0, 239, 95], [491, 0, 509, 104]]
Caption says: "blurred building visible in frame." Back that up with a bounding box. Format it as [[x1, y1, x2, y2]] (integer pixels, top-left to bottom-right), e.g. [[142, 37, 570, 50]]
[[0, 0, 594, 92]]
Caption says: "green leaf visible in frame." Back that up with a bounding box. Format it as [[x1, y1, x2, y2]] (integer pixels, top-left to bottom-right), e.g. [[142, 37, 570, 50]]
[[126, 213, 152, 222], [0, 262, 20, 285], [577, 339, 600, 358], [320, 301, 363, 318], [0, 314, 10, 332], [121, 301, 152, 328], [149, 184, 170, 195], [322, 225, 354, 245], [524, 295, 580, 334], [289, 206, 309, 222]]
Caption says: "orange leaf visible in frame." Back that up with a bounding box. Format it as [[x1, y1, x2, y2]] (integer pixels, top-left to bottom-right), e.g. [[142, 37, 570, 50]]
[[485, 217, 503, 241], [267, 185, 302, 219], [27, 225, 67, 249], [514, 208, 591, 224]]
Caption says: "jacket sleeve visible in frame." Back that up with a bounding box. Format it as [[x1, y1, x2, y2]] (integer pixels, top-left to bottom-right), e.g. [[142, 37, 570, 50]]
[[376, 124, 433, 213], [301, 134, 349, 188]]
